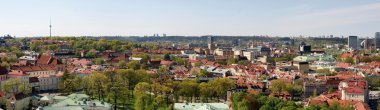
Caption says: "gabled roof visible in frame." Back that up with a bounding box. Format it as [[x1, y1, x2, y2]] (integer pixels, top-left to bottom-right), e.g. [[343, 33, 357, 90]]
[[160, 60, 173, 65], [36, 55, 62, 65], [343, 87, 364, 94]]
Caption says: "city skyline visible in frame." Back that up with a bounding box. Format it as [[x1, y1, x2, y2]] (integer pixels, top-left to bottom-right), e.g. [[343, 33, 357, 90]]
[[1, 0, 380, 37]]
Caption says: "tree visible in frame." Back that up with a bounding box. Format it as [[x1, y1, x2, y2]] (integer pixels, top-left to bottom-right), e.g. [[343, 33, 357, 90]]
[[285, 83, 302, 100], [134, 82, 151, 97], [93, 58, 105, 65], [238, 60, 250, 66], [316, 69, 330, 74], [47, 44, 58, 50], [82, 76, 92, 95], [344, 57, 355, 64], [118, 60, 127, 69], [197, 69, 211, 77], [73, 76, 82, 91], [63, 79, 75, 94], [62, 70, 73, 81], [269, 80, 287, 94], [1, 78, 31, 95], [85, 52, 97, 58], [198, 82, 213, 102], [209, 78, 234, 101], [153, 95, 166, 109], [173, 57, 186, 65], [109, 74, 128, 110], [164, 54, 171, 61], [179, 80, 199, 102], [134, 94, 153, 110], [194, 62, 202, 67], [237, 99, 250, 110], [88, 72, 109, 100], [156, 66, 171, 85], [127, 61, 141, 70], [117, 69, 151, 97], [227, 57, 238, 65], [216, 59, 227, 65]]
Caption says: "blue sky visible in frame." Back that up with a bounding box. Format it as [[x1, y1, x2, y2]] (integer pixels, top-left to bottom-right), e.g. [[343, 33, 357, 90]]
[[1, 0, 380, 37]]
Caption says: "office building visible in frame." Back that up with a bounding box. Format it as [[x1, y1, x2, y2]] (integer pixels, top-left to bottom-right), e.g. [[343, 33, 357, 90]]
[[348, 36, 358, 50], [299, 42, 311, 54], [360, 38, 374, 50], [375, 32, 380, 49], [208, 36, 215, 44], [232, 39, 241, 46]]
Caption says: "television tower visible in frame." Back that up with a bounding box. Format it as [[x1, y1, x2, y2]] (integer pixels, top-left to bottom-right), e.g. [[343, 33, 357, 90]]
[[49, 19, 52, 37]]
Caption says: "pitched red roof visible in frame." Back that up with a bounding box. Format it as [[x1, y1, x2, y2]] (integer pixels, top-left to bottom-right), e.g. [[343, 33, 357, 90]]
[[343, 87, 365, 94], [336, 62, 352, 68], [160, 60, 173, 65], [340, 53, 354, 58], [36, 55, 62, 65]]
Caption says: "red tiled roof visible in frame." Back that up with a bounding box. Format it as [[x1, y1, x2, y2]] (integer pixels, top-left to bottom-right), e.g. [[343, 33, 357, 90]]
[[340, 53, 354, 58], [36, 55, 51, 65], [343, 87, 364, 94], [353, 101, 371, 110], [160, 60, 173, 65], [36, 55, 62, 65], [336, 62, 352, 68], [188, 60, 199, 63], [12, 65, 56, 72]]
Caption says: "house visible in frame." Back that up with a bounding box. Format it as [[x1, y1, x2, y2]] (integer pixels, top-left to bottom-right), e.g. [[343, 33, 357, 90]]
[[339, 78, 368, 102], [0, 93, 31, 110], [160, 60, 174, 67], [29, 77, 39, 92], [35, 55, 65, 71], [303, 78, 327, 98], [9, 66, 63, 91]]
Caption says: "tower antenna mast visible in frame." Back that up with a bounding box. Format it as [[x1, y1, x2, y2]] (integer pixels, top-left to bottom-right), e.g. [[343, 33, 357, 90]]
[[49, 18, 52, 37]]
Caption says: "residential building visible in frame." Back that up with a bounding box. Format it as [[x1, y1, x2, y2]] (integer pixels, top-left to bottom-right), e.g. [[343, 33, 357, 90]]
[[303, 78, 327, 98], [214, 48, 233, 57], [339, 79, 368, 102], [9, 65, 62, 91], [207, 36, 215, 44], [299, 42, 311, 54]]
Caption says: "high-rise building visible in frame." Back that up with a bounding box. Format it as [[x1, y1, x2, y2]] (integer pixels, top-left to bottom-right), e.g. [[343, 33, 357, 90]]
[[360, 38, 374, 50], [208, 36, 215, 44], [290, 39, 295, 46], [375, 32, 380, 49], [232, 39, 241, 46], [348, 36, 358, 50], [299, 42, 311, 54]]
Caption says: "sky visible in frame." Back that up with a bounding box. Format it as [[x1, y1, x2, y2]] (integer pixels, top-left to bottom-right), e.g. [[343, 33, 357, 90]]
[[1, 0, 380, 37]]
